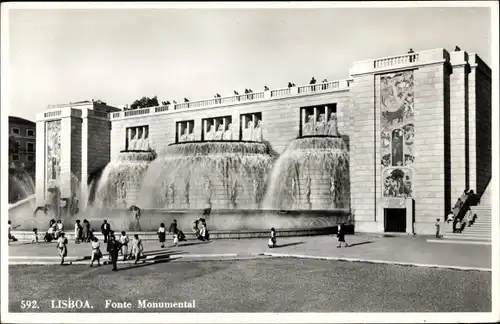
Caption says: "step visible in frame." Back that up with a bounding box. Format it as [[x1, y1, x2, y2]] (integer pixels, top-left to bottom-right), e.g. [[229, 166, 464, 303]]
[[443, 235, 491, 241]]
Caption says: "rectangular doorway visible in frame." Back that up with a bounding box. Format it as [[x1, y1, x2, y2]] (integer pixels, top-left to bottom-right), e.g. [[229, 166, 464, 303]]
[[384, 208, 407, 233]]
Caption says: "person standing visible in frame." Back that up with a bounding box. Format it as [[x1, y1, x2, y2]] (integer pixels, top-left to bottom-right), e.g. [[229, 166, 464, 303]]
[[90, 237, 102, 267], [107, 234, 121, 271], [193, 220, 201, 240], [158, 223, 166, 248], [446, 210, 454, 223], [169, 220, 178, 236], [119, 231, 130, 261], [32, 228, 39, 244], [466, 209, 473, 227], [337, 223, 349, 248], [131, 234, 144, 264], [74, 220, 83, 243], [101, 220, 111, 243], [106, 230, 115, 260], [82, 219, 90, 243], [57, 232, 68, 265], [268, 228, 277, 248], [435, 219, 441, 239], [55, 220, 64, 239]]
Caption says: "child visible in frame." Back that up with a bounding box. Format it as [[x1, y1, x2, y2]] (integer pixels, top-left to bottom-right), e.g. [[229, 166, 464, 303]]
[[31, 228, 39, 244], [158, 223, 166, 248], [268, 228, 277, 248], [90, 237, 102, 267], [119, 231, 130, 261], [132, 234, 144, 264], [173, 233, 179, 247], [435, 219, 441, 238], [56, 232, 68, 265]]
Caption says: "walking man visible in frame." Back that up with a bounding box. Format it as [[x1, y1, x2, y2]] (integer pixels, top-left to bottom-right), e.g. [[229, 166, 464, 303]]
[[108, 234, 121, 271], [337, 223, 349, 248], [435, 218, 441, 239], [101, 220, 111, 243]]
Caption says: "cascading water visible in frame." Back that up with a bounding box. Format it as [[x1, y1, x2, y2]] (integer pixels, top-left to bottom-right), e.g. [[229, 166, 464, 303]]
[[8, 168, 35, 204], [263, 135, 350, 210], [91, 151, 156, 208], [138, 141, 275, 210]]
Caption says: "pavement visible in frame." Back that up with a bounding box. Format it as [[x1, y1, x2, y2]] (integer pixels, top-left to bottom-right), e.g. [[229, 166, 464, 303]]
[[8, 233, 492, 271]]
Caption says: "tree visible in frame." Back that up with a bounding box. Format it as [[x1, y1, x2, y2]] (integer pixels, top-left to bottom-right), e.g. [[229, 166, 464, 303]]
[[129, 96, 160, 110]]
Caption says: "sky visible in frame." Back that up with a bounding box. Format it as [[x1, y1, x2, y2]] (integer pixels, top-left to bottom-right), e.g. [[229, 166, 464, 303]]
[[6, 5, 492, 122]]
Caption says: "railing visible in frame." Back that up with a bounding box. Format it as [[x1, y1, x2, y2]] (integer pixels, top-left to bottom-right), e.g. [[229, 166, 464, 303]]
[[154, 105, 169, 113], [44, 110, 62, 118], [108, 79, 349, 119], [298, 81, 340, 94], [124, 107, 151, 117], [271, 88, 290, 97], [374, 53, 419, 69]]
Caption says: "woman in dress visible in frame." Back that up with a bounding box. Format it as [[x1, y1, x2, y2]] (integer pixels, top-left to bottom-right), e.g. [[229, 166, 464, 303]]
[[119, 231, 130, 261], [158, 223, 166, 248], [56, 232, 68, 265], [90, 236, 102, 267], [336, 223, 349, 248], [74, 220, 82, 243], [82, 219, 90, 243]]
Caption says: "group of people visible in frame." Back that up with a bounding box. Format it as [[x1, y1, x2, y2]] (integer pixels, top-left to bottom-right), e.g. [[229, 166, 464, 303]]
[[192, 217, 210, 242], [158, 220, 187, 248]]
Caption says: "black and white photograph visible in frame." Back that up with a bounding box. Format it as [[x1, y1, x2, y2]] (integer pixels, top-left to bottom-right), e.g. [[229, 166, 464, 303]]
[[1, 2, 498, 323]]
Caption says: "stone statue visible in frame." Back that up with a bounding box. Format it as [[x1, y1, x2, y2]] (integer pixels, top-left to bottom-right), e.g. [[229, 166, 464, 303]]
[[253, 179, 259, 204], [187, 125, 195, 141], [253, 120, 263, 142], [168, 182, 175, 206], [214, 124, 224, 140], [327, 112, 339, 136], [291, 178, 297, 206], [129, 130, 138, 150], [181, 127, 190, 142], [223, 123, 233, 140], [303, 115, 315, 136], [243, 121, 253, 141], [230, 179, 237, 208], [183, 180, 190, 205], [305, 176, 311, 205], [205, 125, 215, 141], [315, 114, 326, 135], [330, 176, 335, 206], [136, 128, 145, 150]]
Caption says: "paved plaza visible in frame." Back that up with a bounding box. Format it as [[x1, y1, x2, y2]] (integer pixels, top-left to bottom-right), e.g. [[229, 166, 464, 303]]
[[8, 234, 492, 313]]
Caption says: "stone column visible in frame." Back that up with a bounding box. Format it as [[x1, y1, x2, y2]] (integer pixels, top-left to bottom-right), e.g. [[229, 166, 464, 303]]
[[35, 115, 46, 206], [405, 198, 414, 234], [467, 56, 477, 193], [449, 50, 469, 204]]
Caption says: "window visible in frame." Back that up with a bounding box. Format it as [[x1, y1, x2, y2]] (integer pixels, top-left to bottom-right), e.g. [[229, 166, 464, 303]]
[[176, 120, 195, 143], [26, 129, 35, 137], [240, 112, 263, 141], [202, 115, 233, 141], [125, 125, 149, 151], [27, 155, 35, 162], [12, 154, 19, 161], [26, 142, 35, 152], [11, 127, 20, 135], [300, 103, 337, 137]]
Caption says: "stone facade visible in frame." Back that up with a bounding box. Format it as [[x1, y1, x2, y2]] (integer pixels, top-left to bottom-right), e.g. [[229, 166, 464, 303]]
[[35, 48, 492, 235]]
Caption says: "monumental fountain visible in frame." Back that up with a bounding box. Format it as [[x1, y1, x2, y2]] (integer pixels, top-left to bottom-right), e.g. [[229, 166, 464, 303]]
[[81, 113, 350, 233]]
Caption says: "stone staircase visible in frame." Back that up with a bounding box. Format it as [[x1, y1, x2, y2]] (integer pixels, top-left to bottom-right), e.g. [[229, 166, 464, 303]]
[[443, 182, 492, 243]]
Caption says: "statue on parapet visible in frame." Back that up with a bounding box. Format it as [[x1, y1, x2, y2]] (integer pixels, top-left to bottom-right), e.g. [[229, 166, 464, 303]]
[[316, 113, 326, 135], [327, 112, 339, 136], [303, 115, 315, 136], [214, 124, 224, 141], [223, 123, 233, 140], [253, 120, 263, 142]]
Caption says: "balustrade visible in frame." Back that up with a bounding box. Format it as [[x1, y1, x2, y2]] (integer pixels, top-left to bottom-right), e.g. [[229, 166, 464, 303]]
[[374, 53, 419, 69]]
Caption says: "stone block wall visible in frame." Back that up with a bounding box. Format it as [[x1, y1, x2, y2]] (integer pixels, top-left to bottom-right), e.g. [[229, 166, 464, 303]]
[[412, 63, 448, 234], [70, 116, 82, 197], [474, 64, 492, 197], [87, 117, 112, 178], [348, 75, 378, 232]]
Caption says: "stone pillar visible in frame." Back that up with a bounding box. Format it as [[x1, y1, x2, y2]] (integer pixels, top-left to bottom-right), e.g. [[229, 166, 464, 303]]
[[80, 109, 89, 211], [449, 51, 469, 205], [35, 115, 46, 206], [405, 198, 414, 234], [467, 58, 477, 193], [59, 114, 73, 198]]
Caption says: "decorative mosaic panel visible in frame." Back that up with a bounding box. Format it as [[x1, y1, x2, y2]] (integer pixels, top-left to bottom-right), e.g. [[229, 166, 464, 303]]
[[46, 120, 61, 189], [380, 71, 414, 197]]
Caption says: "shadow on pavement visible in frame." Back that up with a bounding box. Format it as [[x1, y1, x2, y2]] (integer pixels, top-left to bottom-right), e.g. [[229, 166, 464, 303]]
[[115, 251, 179, 272], [275, 241, 305, 248], [179, 241, 212, 247], [348, 241, 373, 247]]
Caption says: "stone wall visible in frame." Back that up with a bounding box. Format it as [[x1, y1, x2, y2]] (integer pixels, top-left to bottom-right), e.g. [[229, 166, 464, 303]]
[[412, 63, 448, 234], [110, 91, 351, 159], [71, 117, 82, 196], [87, 117, 112, 178], [474, 66, 492, 197]]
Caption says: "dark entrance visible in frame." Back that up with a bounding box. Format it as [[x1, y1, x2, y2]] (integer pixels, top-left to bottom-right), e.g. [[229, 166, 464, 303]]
[[384, 208, 406, 233]]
